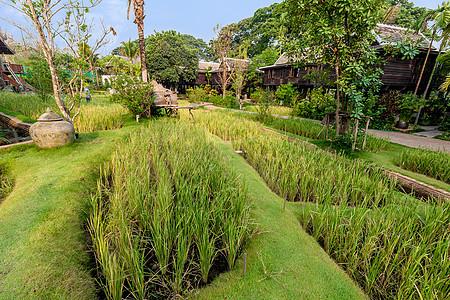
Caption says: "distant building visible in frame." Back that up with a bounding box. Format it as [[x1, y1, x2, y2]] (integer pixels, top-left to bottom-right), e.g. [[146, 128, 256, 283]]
[[260, 24, 440, 97]]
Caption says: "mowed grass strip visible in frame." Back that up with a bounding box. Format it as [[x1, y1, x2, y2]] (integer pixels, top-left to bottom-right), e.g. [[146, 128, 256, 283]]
[[0, 127, 135, 299], [192, 136, 366, 299]]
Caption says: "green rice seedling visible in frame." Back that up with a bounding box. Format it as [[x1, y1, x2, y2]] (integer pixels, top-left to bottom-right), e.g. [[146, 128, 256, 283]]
[[89, 120, 250, 298], [234, 133, 394, 207], [0, 92, 58, 119], [180, 109, 260, 141], [245, 105, 293, 116], [394, 148, 450, 183], [298, 200, 450, 299], [73, 104, 127, 133]]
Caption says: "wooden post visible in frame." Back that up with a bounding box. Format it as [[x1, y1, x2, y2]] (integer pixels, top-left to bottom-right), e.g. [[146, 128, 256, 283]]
[[325, 114, 330, 140], [362, 117, 371, 150], [243, 253, 247, 276], [352, 118, 359, 151]]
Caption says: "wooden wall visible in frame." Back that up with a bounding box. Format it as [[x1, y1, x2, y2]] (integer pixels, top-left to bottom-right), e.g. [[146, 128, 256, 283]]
[[262, 52, 439, 96]]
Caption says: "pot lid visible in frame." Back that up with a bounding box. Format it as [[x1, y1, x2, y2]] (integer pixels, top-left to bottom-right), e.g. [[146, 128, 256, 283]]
[[37, 108, 64, 122]]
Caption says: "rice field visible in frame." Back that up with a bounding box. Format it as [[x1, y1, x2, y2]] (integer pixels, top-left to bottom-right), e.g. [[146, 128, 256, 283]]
[[73, 104, 127, 133], [235, 134, 395, 207], [244, 105, 293, 116], [192, 110, 260, 141], [394, 148, 450, 183], [0, 92, 58, 119], [266, 117, 390, 153], [0, 92, 127, 133], [298, 201, 450, 299], [89, 121, 250, 299], [186, 109, 449, 299]]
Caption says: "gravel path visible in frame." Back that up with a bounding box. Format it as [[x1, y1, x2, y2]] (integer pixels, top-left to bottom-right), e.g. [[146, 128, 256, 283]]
[[369, 129, 450, 153]]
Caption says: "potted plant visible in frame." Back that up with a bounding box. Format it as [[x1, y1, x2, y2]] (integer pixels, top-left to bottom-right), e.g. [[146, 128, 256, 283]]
[[396, 93, 425, 129]]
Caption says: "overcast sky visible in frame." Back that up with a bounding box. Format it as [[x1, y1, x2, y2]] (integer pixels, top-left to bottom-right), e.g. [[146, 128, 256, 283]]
[[0, 0, 444, 55]]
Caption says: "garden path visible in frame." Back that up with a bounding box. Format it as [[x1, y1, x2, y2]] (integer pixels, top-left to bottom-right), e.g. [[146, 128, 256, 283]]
[[368, 129, 450, 153]]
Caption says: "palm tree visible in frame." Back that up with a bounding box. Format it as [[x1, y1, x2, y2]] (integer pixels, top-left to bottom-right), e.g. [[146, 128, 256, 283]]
[[412, 1, 450, 125], [127, 0, 148, 82], [121, 39, 138, 73]]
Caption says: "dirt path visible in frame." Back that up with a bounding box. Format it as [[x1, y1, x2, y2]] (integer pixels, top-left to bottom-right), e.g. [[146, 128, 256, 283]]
[[368, 129, 450, 153]]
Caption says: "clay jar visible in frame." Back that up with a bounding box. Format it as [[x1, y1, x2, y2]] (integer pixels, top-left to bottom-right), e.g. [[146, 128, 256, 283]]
[[30, 108, 75, 149]]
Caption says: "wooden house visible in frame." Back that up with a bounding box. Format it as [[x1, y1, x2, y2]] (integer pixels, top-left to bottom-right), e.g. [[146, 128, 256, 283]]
[[178, 61, 220, 93], [260, 24, 440, 97], [0, 33, 26, 91]]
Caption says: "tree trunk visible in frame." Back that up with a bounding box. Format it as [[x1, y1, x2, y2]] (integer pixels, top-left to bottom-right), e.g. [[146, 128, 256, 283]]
[[134, 1, 148, 82], [222, 68, 227, 99], [335, 63, 340, 136], [414, 26, 436, 96]]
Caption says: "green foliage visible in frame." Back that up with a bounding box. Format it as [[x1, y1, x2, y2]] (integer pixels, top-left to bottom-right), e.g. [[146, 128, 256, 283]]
[[274, 83, 299, 106], [110, 75, 154, 116], [120, 39, 138, 62], [292, 87, 335, 120], [209, 95, 235, 108], [145, 31, 198, 88], [385, 1, 427, 29], [255, 90, 275, 122], [224, 3, 286, 57], [398, 92, 426, 122], [283, 0, 384, 119], [186, 87, 207, 103], [394, 148, 450, 183]]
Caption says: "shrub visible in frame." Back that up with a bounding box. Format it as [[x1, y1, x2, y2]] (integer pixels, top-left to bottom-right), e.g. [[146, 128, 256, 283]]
[[186, 87, 208, 103], [292, 87, 335, 120], [275, 83, 299, 106], [110, 75, 154, 116], [209, 95, 235, 108]]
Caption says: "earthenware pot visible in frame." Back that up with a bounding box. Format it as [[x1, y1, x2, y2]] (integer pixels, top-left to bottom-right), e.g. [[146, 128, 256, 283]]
[[30, 108, 75, 149], [395, 121, 409, 129]]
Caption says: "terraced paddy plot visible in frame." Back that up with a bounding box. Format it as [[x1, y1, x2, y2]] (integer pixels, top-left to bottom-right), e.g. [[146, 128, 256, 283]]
[[297, 200, 450, 299], [264, 116, 390, 153], [394, 148, 450, 183], [89, 121, 250, 299], [193, 110, 260, 141], [73, 104, 127, 133], [235, 134, 395, 207]]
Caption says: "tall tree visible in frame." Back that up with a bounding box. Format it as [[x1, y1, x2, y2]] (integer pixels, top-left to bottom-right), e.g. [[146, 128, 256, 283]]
[[121, 39, 138, 63], [283, 0, 383, 136], [127, 0, 148, 82], [145, 31, 198, 89], [212, 25, 233, 99]]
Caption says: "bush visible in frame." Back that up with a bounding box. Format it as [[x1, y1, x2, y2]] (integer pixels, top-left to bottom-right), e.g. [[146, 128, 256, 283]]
[[209, 95, 235, 108], [292, 87, 335, 120], [275, 83, 299, 106], [110, 75, 154, 116], [186, 87, 208, 103]]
